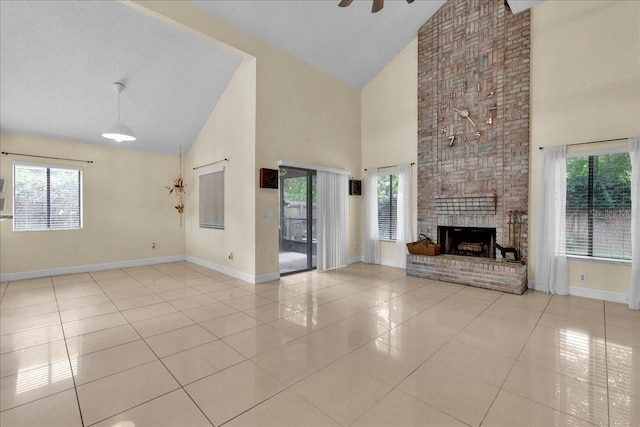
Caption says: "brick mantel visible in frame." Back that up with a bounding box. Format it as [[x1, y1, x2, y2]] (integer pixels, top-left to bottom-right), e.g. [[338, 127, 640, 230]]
[[417, 0, 530, 262]]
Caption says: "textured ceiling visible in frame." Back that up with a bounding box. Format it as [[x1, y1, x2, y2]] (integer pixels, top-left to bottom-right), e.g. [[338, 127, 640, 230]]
[[190, 0, 446, 89], [0, 0, 243, 154], [0, 0, 543, 155], [190, 0, 542, 89]]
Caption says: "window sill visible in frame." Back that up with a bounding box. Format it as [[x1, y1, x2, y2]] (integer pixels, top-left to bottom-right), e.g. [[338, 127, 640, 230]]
[[567, 255, 631, 266], [380, 239, 397, 243], [13, 227, 83, 232]]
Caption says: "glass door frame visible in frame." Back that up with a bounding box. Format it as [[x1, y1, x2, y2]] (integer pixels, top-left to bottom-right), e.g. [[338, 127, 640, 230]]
[[279, 167, 316, 275]]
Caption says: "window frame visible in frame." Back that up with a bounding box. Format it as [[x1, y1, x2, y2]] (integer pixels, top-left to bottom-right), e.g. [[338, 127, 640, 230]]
[[198, 166, 225, 230], [565, 147, 632, 262], [377, 173, 398, 242], [12, 162, 83, 232]]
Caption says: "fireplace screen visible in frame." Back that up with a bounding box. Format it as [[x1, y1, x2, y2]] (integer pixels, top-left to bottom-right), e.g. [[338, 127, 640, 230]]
[[438, 226, 496, 258]]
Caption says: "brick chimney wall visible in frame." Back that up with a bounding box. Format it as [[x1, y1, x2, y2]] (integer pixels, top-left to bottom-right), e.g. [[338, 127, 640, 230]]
[[417, 0, 531, 261]]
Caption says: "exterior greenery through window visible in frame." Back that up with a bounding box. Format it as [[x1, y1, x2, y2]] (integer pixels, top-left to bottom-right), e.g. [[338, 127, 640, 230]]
[[13, 164, 82, 231], [378, 174, 398, 240], [281, 173, 317, 243], [566, 152, 631, 260]]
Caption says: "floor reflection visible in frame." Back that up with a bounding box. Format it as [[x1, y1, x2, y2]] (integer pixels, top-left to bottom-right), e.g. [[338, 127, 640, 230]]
[[16, 356, 76, 395]]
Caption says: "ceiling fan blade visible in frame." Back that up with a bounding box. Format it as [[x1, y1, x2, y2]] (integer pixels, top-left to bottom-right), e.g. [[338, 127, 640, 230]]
[[338, 0, 354, 7], [372, 0, 384, 13]]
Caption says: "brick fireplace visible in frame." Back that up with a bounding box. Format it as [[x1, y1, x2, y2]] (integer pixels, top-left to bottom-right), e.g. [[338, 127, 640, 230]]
[[407, 0, 530, 294]]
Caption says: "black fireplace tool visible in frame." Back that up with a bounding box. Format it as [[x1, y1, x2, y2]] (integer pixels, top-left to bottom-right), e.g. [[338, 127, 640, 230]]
[[497, 210, 526, 263]]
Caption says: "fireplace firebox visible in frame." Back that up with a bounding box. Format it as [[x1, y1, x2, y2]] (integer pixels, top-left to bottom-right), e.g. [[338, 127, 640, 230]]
[[438, 226, 496, 259]]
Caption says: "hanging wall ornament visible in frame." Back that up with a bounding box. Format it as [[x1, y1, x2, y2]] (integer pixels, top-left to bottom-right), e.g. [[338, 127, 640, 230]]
[[166, 146, 186, 226]]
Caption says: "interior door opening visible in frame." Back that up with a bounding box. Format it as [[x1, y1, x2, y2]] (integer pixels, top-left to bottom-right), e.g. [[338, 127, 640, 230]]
[[279, 167, 317, 275]]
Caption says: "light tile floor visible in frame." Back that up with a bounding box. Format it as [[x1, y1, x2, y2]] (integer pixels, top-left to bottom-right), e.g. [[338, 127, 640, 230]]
[[1, 262, 639, 426]]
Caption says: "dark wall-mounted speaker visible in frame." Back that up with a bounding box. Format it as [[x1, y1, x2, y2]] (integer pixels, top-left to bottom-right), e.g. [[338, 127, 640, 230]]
[[259, 168, 279, 189], [349, 179, 362, 196]]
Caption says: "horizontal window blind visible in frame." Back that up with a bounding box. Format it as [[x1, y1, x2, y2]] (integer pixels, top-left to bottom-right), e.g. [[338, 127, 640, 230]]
[[378, 174, 397, 241], [199, 168, 224, 229], [565, 152, 631, 260], [13, 164, 82, 231]]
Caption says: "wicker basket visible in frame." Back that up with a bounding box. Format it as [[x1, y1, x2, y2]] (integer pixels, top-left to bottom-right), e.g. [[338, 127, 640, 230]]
[[406, 234, 440, 256]]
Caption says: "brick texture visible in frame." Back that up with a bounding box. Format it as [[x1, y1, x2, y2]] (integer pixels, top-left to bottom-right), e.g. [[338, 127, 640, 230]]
[[417, 0, 530, 264], [407, 254, 528, 295]]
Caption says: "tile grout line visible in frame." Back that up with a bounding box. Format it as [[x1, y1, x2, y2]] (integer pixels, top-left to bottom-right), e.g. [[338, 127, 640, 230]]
[[217, 277, 389, 427], [259, 282, 478, 427], [2, 268, 375, 422], [6, 263, 628, 426], [84, 264, 217, 427], [483, 294, 613, 426], [135, 262, 258, 425], [0, 265, 275, 423], [51, 274, 87, 427], [341, 280, 489, 425], [143, 261, 296, 427], [0, 281, 70, 414], [477, 290, 554, 426], [389, 285, 512, 427], [215, 272, 407, 427], [0, 269, 470, 422]]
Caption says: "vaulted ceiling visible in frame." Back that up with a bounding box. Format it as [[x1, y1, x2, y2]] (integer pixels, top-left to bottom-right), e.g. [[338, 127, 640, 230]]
[[0, 0, 542, 154], [189, 0, 446, 89], [0, 0, 242, 154]]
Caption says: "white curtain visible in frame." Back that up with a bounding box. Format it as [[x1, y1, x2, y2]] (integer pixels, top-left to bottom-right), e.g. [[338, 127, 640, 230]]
[[629, 136, 640, 309], [317, 170, 349, 271], [395, 164, 413, 268], [364, 168, 380, 264], [534, 146, 569, 295]]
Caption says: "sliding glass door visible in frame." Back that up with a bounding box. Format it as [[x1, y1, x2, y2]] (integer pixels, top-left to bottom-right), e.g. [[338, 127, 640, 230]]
[[279, 167, 317, 274]]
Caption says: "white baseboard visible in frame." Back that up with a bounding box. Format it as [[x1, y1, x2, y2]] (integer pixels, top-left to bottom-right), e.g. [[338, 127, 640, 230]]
[[185, 255, 279, 284], [381, 258, 397, 267], [0, 255, 186, 283], [569, 285, 628, 304], [1, 254, 281, 285], [348, 256, 363, 264], [254, 271, 281, 284], [528, 280, 628, 304]]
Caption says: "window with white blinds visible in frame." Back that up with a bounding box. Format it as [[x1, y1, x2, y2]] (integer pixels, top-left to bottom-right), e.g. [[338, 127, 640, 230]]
[[199, 167, 224, 229], [565, 152, 631, 260], [13, 164, 82, 231], [378, 174, 397, 241]]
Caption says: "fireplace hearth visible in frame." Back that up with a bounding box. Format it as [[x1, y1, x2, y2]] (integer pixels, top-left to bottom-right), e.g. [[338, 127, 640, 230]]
[[438, 226, 496, 259]]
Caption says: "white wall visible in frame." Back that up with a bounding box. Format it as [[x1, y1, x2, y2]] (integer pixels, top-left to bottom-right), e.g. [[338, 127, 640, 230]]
[[185, 59, 258, 280], [529, 0, 640, 295], [361, 39, 418, 265], [0, 132, 186, 280], [253, 35, 362, 274], [359, 0, 640, 299], [8, 1, 633, 289], [1, 2, 364, 283], [133, 1, 362, 278]]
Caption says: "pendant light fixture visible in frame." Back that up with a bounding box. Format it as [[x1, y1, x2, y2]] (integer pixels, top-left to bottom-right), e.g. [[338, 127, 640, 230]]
[[102, 82, 136, 143]]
